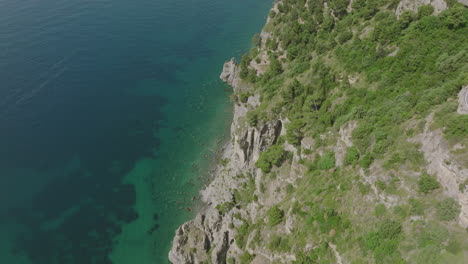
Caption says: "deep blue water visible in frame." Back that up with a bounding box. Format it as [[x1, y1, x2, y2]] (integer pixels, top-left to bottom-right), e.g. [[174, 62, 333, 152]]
[[0, 0, 271, 263]]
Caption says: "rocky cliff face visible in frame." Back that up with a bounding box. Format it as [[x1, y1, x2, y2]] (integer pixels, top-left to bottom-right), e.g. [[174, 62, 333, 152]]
[[169, 59, 284, 264]]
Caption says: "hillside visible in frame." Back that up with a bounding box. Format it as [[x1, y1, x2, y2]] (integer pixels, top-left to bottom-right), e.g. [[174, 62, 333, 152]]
[[170, 0, 468, 263]]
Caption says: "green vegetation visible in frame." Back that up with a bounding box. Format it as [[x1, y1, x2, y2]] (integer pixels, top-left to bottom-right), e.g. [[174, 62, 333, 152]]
[[362, 220, 403, 262], [266, 205, 284, 226], [235, 221, 252, 250], [222, 0, 468, 263], [216, 201, 235, 215], [317, 151, 336, 170], [418, 173, 440, 194], [233, 173, 257, 206], [239, 251, 255, 264], [256, 145, 290, 173], [344, 146, 360, 166], [436, 198, 461, 221]]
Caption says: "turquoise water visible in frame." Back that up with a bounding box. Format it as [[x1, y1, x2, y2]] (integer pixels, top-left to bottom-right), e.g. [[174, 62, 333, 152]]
[[0, 0, 271, 263]]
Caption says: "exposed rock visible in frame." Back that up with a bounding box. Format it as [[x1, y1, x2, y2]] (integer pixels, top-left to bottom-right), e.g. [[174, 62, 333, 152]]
[[329, 243, 345, 264], [459, 0, 468, 6], [396, 0, 447, 17], [220, 58, 238, 88], [415, 114, 468, 227], [334, 121, 357, 167], [458, 85, 468, 114], [170, 59, 284, 263]]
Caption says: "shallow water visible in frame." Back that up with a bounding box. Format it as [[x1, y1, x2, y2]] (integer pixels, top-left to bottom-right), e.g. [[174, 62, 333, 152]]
[[0, 0, 271, 263]]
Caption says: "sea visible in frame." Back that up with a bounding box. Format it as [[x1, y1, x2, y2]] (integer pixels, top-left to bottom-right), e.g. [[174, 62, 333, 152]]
[[0, 0, 271, 263]]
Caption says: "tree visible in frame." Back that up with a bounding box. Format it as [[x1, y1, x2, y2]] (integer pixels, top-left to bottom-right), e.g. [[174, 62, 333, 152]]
[[282, 79, 302, 102], [286, 118, 305, 146], [252, 33, 261, 47], [269, 55, 283, 75]]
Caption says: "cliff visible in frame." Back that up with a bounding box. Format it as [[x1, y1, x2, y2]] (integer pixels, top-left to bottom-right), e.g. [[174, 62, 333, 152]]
[[169, 58, 287, 263], [170, 0, 468, 263]]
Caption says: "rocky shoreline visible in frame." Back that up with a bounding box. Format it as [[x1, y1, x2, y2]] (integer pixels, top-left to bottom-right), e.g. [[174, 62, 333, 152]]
[[168, 55, 285, 263]]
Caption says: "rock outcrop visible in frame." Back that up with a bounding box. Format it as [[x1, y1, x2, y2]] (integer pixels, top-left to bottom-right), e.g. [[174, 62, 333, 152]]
[[416, 114, 468, 227], [458, 85, 468, 114], [396, 0, 447, 16], [169, 59, 283, 263]]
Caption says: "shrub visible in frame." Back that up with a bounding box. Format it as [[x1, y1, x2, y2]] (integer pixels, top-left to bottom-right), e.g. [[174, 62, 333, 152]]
[[418, 173, 440, 194], [358, 182, 371, 195], [235, 222, 251, 249], [269, 55, 283, 75], [360, 153, 374, 168], [216, 202, 235, 215], [256, 145, 289, 173], [375, 204, 387, 217], [317, 151, 336, 170], [344, 146, 360, 166], [239, 251, 255, 264], [286, 119, 305, 146], [267, 205, 284, 226], [376, 180, 387, 191], [282, 79, 302, 102], [268, 235, 291, 252], [233, 174, 256, 206], [246, 111, 259, 127], [418, 5, 434, 19], [362, 220, 403, 260], [409, 198, 425, 216], [239, 92, 252, 103], [436, 198, 460, 221]]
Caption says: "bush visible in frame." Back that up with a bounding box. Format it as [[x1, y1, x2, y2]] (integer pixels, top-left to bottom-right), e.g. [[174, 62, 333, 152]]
[[246, 111, 259, 127], [239, 251, 255, 264], [235, 222, 251, 249], [317, 151, 336, 170], [256, 145, 289, 173], [358, 182, 371, 195], [286, 119, 305, 146], [238, 92, 252, 103], [344, 146, 360, 166], [409, 198, 425, 216], [360, 153, 374, 168], [436, 198, 460, 221], [233, 174, 257, 206], [269, 55, 283, 75], [267, 205, 284, 226], [337, 30, 353, 44], [362, 220, 403, 260], [268, 235, 291, 252], [375, 204, 387, 217], [418, 5, 434, 19], [418, 173, 440, 194], [216, 202, 235, 215]]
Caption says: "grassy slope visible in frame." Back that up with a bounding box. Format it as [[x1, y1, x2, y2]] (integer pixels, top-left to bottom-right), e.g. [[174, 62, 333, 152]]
[[229, 0, 468, 263]]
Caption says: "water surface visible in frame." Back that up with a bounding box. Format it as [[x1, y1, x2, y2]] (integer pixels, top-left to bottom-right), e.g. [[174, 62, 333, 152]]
[[0, 0, 271, 263]]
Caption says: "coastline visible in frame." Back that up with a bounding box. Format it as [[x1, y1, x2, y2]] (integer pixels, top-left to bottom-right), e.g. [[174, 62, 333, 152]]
[[168, 54, 286, 262]]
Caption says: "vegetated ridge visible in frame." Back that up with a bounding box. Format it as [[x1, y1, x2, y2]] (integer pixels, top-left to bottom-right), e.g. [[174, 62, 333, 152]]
[[170, 0, 468, 263]]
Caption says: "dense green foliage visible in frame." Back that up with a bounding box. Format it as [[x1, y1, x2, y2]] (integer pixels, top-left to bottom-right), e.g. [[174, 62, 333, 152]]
[[418, 173, 440, 194], [362, 220, 403, 262], [317, 151, 336, 170], [266, 205, 284, 226], [256, 145, 290, 173]]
